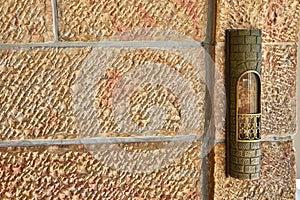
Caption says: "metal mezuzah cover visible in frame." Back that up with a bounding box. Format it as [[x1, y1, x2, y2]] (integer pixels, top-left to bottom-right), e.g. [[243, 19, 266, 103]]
[[226, 29, 262, 180]]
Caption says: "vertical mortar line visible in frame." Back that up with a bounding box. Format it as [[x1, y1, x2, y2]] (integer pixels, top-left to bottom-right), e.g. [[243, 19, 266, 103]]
[[201, 0, 217, 199], [296, 33, 300, 179], [51, 0, 59, 42]]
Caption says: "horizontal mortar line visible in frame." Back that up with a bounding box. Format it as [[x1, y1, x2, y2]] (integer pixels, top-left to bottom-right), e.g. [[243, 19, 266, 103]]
[[261, 135, 294, 142], [0, 41, 203, 50], [214, 138, 225, 143], [215, 42, 297, 46], [0, 135, 203, 147], [0, 135, 293, 147], [214, 135, 293, 144]]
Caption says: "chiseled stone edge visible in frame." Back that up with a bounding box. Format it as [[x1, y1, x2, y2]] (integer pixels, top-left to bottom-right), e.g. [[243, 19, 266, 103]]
[[201, 0, 217, 198]]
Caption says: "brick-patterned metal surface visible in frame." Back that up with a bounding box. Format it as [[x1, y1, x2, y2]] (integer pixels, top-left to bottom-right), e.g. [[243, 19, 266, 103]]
[[212, 141, 296, 200], [215, 44, 297, 139], [226, 30, 262, 180], [216, 0, 300, 42], [0, 0, 53, 43], [0, 142, 201, 199], [57, 0, 208, 41]]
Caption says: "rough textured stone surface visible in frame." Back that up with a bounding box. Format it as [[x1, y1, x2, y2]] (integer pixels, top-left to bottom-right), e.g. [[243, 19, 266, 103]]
[[212, 141, 296, 200], [0, 0, 53, 43], [216, 0, 300, 42], [0, 47, 207, 140], [261, 45, 297, 136], [215, 44, 297, 138], [0, 142, 201, 199], [57, 0, 207, 41], [80, 48, 207, 138], [214, 45, 226, 139], [0, 48, 91, 140]]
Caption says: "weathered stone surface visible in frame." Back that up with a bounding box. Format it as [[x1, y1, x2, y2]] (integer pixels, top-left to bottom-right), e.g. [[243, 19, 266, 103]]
[[0, 0, 53, 43], [57, 0, 208, 41], [215, 44, 297, 138], [0, 141, 201, 199], [212, 141, 296, 199], [0, 48, 91, 140], [0, 47, 207, 140], [261, 45, 297, 136], [216, 0, 300, 42]]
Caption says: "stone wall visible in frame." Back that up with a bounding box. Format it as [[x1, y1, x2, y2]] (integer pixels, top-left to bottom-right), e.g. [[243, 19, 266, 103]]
[[296, 32, 300, 179], [0, 0, 299, 199]]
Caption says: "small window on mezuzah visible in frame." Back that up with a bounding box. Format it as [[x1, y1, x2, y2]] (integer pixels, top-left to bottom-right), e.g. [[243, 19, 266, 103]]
[[236, 72, 261, 141]]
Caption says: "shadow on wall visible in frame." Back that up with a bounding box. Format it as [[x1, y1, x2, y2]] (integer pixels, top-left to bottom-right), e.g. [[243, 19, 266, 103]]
[[297, 32, 300, 179]]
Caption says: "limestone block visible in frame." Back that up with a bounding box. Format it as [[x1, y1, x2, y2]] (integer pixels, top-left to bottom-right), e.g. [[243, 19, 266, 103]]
[[0, 47, 208, 140], [0, 141, 201, 199], [57, 0, 208, 41], [0, 0, 53, 43], [216, 0, 300, 42]]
